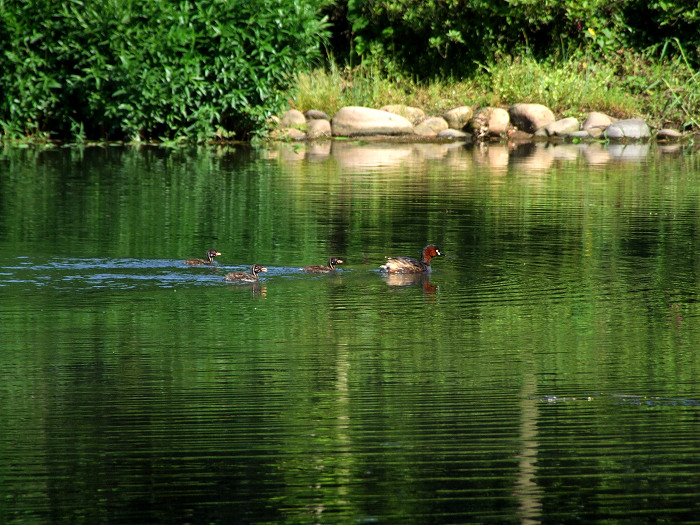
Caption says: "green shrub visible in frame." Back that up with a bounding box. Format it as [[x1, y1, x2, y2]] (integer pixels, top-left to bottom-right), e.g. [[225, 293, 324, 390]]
[[0, 0, 330, 142], [337, 0, 699, 78]]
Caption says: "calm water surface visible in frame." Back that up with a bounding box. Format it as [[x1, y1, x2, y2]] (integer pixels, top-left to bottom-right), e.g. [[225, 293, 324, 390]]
[[2, 141, 700, 524]]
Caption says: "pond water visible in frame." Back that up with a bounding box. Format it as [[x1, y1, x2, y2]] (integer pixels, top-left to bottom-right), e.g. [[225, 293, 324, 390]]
[[2, 140, 700, 523]]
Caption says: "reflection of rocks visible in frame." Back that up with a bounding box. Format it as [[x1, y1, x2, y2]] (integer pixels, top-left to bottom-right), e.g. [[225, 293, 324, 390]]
[[510, 143, 554, 171], [413, 143, 450, 160], [305, 141, 332, 162], [579, 143, 612, 164], [266, 134, 662, 167], [443, 144, 475, 169], [329, 141, 473, 170], [606, 143, 650, 159], [658, 143, 683, 155], [547, 144, 580, 160], [278, 143, 306, 161], [473, 143, 510, 170], [331, 141, 415, 169]]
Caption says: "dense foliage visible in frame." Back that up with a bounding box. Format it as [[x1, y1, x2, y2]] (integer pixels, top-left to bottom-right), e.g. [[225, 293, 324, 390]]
[[333, 0, 700, 76], [0, 0, 329, 141], [1, 0, 698, 141]]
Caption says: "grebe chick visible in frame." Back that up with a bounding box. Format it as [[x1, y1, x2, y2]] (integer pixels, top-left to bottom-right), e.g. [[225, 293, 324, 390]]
[[302, 257, 344, 273], [379, 244, 444, 273], [184, 249, 221, 265], [223, 264, 267, 282]]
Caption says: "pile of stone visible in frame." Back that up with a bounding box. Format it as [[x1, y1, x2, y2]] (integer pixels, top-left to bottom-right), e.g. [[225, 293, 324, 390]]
[[270, 103, 683, 142]]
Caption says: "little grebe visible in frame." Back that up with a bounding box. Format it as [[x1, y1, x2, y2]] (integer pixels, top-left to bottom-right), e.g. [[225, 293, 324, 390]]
[[184, 249, 221, 265], [223, 264, 267, 282], [302, 257, 344, 273], [380, 244, 444, 273]]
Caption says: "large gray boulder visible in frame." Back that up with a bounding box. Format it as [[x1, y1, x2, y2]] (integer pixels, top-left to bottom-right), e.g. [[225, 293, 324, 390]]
[[509, 103, 555, 133], [605, 119, 650, 140], [332, 106, 414, 136]]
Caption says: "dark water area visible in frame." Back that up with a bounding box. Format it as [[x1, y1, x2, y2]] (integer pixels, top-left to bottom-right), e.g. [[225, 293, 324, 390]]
[[2, 141, 700, 523]]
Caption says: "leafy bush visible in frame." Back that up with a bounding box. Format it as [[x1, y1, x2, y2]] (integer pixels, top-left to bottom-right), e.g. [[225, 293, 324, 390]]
[[337, 0, 699, 78], [0, 0, 329, 142]]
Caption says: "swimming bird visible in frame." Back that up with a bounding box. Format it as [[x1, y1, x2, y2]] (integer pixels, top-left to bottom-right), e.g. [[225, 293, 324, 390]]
[[184, 249, 221, 265], [223, 264, 267, 282], [302, 257, 344, 273], [379, 244, 444, 273]]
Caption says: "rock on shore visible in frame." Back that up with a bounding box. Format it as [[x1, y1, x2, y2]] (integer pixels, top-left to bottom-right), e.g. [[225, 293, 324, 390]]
[[270, 104, 681, 144], [332, 106, 414, 136], [509, 104, 555, 133]]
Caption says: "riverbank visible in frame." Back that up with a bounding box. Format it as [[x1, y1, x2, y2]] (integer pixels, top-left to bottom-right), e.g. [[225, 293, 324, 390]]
[[287, 50, 699, 143], [269, 104, 684, 144]]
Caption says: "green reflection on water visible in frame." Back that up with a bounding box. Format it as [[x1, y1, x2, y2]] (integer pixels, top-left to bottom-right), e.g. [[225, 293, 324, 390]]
[[1, 143, 700, 523]]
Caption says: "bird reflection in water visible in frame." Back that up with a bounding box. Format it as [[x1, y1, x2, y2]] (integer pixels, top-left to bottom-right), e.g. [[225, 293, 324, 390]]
[[383, 272, 437, 295], [223, 282, 267, 297]]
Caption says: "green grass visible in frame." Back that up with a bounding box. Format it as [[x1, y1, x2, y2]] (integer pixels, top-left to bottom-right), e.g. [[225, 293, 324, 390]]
[[290, 43, 700, 132]]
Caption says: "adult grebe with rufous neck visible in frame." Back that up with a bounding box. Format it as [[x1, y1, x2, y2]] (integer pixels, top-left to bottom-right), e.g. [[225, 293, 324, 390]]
[[380, 245, 444, 273]]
